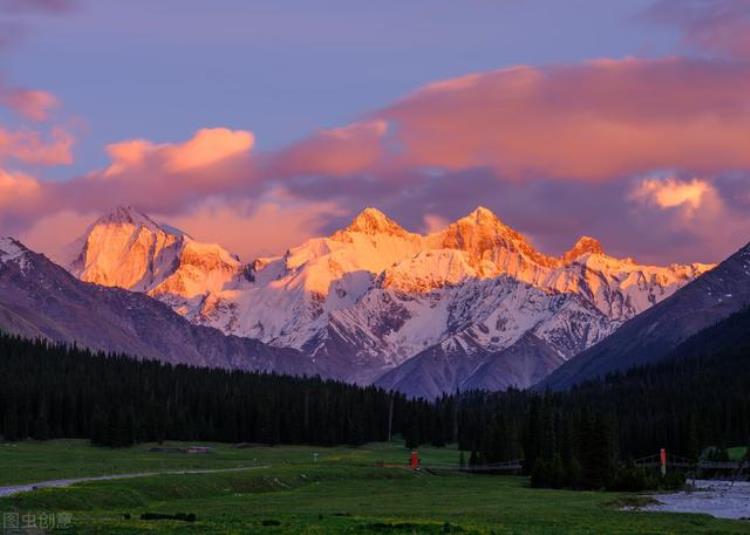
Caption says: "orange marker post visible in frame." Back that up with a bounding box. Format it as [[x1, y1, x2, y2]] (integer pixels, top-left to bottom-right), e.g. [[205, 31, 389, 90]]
[[409, 450, 419, 470]]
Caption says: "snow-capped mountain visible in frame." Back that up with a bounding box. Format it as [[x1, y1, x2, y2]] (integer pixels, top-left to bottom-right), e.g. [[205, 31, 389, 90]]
[[66, 206, 713, 395]]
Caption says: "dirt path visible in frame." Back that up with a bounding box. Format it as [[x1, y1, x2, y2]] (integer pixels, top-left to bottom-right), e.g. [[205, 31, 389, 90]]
[[0, 465, 269, 498]]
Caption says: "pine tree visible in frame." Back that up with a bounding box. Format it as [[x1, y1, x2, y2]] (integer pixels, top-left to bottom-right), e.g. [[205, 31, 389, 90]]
[[3, 401, 18, 441], [523, 397, 543, 473]]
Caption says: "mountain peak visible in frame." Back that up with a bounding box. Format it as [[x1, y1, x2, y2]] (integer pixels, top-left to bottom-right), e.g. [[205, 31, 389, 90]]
[[459, 206, 506, 228], [94, 206, 190, 239], [563, 236, 605, 262], [450, 206, 533, 244], [98, 206, 160, 229], [343, 207, 409, 236], [435, 206, 559, 269]]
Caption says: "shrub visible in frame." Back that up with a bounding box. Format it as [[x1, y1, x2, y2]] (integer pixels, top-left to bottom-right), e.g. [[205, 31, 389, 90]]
[[659, 471, 686, 490], [140, 512, 196, 522], [608, 465, 653, 492]]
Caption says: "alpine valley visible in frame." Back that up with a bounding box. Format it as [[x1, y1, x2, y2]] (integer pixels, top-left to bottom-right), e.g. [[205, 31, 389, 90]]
[[13, 204, 708, 399]]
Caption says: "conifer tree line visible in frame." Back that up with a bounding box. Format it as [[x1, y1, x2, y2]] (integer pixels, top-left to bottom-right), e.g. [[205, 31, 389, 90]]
[[0, 304, 749, 490], [0, 335, 420, 447]]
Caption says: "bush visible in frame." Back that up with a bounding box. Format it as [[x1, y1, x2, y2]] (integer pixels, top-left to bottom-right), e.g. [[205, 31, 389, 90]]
[[566, 457, 583, 489], [659, 471, 686, 490], [608, 465, 686, 492], [530, 456, 567, 489], [533, 458, 687, 493], [703, 447, 730, 462], [530, 459, 549, 488], [609, 465, 653, 492]]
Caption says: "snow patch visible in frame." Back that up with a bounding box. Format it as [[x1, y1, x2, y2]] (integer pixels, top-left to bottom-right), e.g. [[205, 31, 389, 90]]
[[0, 237, 29, 271]]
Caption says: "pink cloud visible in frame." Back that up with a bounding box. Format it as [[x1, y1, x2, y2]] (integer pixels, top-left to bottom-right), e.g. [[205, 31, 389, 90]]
[[0, 168, 40, 209], [630, 177, 715, 214], [33, 128, 259, 220], [104, 128, 255, 177], [376, 58, 750, 180], [271, 120, 388, 178], [0, 126, 73, 165], [103, 128, 255, 178], [0, 86, 58, 121]]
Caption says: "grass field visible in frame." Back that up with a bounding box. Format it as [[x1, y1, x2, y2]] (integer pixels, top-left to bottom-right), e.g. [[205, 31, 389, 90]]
[[1, 440, 749, 534]]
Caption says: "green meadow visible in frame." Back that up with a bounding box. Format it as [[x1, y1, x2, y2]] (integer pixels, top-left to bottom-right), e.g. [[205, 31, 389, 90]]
[[1, 440, 748, 534]]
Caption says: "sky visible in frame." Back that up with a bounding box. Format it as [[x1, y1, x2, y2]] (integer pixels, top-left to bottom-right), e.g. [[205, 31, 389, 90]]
[[1, 0, 749, 264]]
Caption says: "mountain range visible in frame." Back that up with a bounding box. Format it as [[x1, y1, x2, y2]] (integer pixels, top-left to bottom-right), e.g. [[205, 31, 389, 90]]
[[0, 205, 713, 398]]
